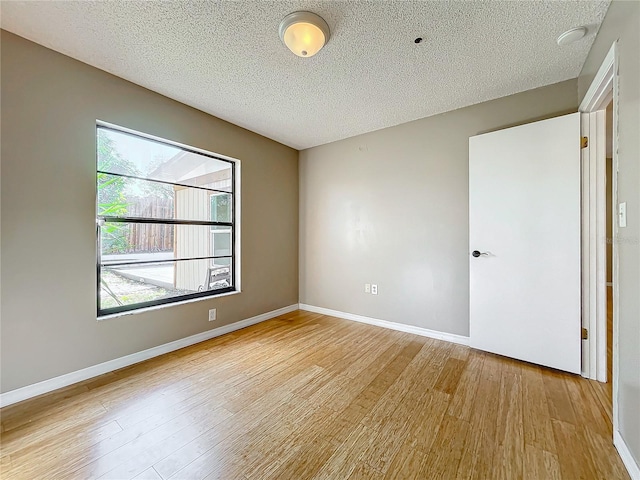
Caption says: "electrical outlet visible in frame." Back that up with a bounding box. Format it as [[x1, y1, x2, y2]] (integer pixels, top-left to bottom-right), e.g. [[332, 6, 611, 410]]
[[365, 283, 371, 293], [371, 284, 378, 295], [208, 308, 217, 321]]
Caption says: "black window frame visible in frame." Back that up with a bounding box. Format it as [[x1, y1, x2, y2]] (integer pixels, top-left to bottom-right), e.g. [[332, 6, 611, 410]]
[[96, 124, 237, 317]]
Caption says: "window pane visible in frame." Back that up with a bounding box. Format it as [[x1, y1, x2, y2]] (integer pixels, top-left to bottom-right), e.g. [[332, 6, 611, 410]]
[[211, 226, 232, 257], [99, 258, 232, 311], [101, 222, 233, 260], [98, 127, 232, 192], [210, 193, 232, 222], [97, 173, 173, 219], [97, 174, 232, 222], [199, 258, 233, 292]]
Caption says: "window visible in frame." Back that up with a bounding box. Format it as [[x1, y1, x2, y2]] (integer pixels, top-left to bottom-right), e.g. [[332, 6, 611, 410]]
[[96, 124, 237, 317]]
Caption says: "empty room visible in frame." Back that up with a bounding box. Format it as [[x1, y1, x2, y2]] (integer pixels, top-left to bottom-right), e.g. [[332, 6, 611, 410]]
[[1, 1, 639, 479]]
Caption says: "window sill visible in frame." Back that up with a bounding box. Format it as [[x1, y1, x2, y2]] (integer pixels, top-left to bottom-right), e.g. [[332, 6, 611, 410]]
[[97, 289, 242, 321]]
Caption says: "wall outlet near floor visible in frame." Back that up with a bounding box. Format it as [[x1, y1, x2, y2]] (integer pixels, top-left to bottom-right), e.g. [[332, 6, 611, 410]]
[[371, 284, 378, 295], [208, 308, 217, 321], [365, 283, 371, 293]]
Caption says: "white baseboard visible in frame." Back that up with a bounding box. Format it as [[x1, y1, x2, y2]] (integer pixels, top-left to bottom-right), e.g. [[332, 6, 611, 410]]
[[299, 304, 469, 346], [0, 304, 299, 408], [615, 430, 640, 480]]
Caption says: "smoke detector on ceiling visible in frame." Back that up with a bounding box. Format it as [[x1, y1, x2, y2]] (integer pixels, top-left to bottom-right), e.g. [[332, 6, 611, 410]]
[[557, 27, 587, 46]]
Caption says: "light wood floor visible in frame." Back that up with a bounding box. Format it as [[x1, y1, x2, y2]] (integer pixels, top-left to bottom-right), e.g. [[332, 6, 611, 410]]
[[0, 310, 629, 479]]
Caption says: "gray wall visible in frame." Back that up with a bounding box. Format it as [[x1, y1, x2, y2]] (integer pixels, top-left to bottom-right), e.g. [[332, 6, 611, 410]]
[[579, 0, 640, 467], [0, 31, 299, 393], [300, 79, 578, 336]]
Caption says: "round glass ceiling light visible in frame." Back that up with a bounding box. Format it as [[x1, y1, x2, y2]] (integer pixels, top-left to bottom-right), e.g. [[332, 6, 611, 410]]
[[279, 11, 330, 58], [557, 27, 587, 46]]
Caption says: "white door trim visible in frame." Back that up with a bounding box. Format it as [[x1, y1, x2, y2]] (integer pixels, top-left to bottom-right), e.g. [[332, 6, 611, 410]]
[[579, 43, 615, 113], [580, 110, 607, 381], [579, 41, 619, 429]]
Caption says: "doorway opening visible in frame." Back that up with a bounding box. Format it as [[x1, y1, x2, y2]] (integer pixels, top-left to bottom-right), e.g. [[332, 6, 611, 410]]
[[579, 41, 619, 436], [605, 99, 613, 405]]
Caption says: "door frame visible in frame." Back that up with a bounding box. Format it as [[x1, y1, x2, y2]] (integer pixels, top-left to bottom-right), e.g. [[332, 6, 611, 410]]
[[579, 41, 618, 427]]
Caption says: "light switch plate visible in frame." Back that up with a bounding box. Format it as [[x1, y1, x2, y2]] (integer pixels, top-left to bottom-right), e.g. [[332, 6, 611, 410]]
[[619, 202, 627, 228], [365, 283, 371, 293]]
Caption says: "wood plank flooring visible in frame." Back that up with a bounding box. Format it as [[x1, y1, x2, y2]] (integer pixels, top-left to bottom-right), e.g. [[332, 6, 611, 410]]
[[0, 310, 629, 479]]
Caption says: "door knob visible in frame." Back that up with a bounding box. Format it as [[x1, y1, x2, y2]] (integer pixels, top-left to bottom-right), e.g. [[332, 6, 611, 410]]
[[472, 250, 489, 257]]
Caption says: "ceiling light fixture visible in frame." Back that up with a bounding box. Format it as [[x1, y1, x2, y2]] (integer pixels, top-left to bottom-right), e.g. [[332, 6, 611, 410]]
[[556, 26, 587, 46], [279, 11, 330, 58]]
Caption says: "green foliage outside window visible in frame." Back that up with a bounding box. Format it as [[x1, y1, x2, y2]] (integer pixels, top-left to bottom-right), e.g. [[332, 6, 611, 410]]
[[97, 130, 137, 253]]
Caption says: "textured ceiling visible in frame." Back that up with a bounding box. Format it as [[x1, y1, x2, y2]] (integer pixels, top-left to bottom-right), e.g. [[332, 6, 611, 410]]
[[1, 1, 609, 150]]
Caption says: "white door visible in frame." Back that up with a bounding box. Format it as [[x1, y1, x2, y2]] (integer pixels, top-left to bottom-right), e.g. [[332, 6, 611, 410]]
[[469, 113, 581, 374]]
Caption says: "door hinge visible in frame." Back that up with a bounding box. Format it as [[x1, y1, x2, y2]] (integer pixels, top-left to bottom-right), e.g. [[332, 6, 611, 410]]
[[581, 136, 589, 149], [582, 327, 588, 340]]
